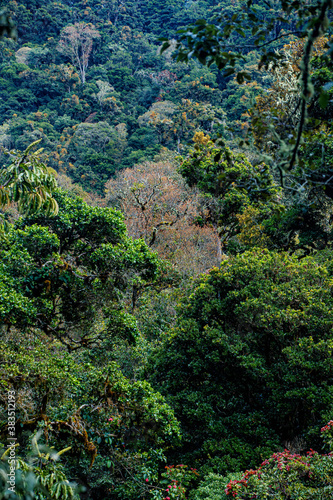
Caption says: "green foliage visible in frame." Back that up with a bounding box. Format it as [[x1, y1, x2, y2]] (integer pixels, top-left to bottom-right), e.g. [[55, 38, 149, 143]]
[[0, 435, 80, 500], [0, 335, 181, 499], [0, 8, 17, 40], [163, 0, 333, 193], [0, 189, 160, 348], [150, 249, 333, 474], [0, 140, 58, 216], [193, 473, 242, 500], [179, 140, 279, 245]]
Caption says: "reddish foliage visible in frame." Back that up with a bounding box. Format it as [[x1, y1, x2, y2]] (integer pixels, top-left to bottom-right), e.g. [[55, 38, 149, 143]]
[[105, 160, 220, 275]]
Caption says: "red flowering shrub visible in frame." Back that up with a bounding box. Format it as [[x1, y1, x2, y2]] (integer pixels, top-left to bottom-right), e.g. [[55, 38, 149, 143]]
[[159, 464, 199, 500], [321, 420, 333, 450], [225, 424, 333, 499]]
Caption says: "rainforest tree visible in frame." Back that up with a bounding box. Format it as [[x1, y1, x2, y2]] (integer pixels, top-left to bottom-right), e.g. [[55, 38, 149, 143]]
[[150, 249, 333, 474]]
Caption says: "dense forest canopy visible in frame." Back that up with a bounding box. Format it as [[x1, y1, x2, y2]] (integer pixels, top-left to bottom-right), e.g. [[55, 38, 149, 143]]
[[1, 0, 333, 499]]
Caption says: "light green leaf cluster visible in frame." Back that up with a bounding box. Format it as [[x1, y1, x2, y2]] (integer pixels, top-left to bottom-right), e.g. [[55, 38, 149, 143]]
[[1, 140, 58, 216]]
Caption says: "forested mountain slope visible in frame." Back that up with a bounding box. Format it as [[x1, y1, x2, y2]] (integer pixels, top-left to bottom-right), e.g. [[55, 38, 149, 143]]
[[2, 1, 333, 499], [0, 0, 275, 197]]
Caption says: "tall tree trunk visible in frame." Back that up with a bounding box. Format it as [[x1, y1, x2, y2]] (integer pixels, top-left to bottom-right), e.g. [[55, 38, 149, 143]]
[[216, 232, 222, 264]]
